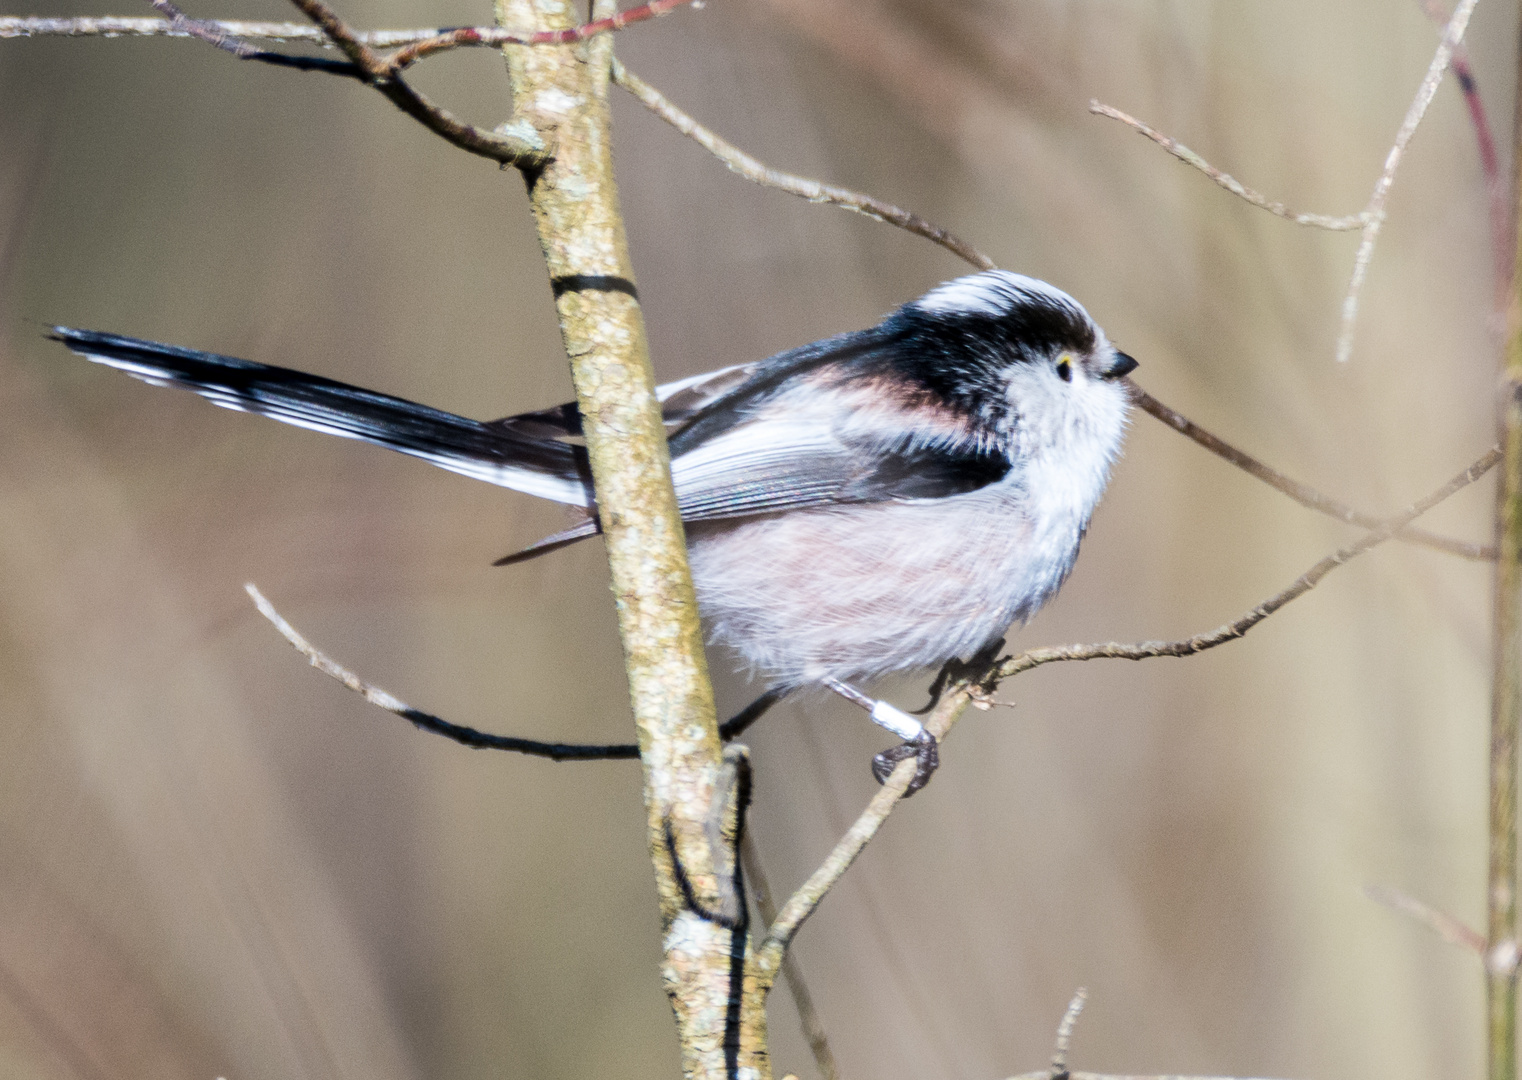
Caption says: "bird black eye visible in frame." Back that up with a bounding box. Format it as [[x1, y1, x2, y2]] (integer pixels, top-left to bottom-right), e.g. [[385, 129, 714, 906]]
[[1056, 356, 1073, 382]]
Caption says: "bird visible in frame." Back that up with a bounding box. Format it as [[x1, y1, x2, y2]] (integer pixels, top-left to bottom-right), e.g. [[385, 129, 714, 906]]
[[52, 269, 1137, 792]]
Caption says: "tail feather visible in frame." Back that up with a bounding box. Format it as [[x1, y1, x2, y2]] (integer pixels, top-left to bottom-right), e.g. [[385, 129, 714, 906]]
[[51, 328, 594, 507]]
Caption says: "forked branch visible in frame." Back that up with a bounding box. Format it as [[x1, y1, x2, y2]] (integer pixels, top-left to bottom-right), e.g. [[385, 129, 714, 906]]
[[1336, 0, 1480, 362], [126, 0, 703, 168], [284, 0, 551, 165], [1091, 0, 1481, 362], [740, 835, 840, 1080]]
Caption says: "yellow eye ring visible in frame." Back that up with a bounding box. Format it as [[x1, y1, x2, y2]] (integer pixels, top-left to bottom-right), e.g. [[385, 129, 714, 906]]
[[1056, 356, 1073, 383]]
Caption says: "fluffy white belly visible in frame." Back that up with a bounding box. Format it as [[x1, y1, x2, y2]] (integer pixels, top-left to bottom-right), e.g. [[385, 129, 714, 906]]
[[686, 487, 1082, 687]]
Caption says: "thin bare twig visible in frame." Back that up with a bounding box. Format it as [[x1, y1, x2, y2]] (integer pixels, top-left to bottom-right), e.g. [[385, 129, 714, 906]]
[[243, 583, 642, 760], [0, 1, 698, 58], [756, 745, 921, 972], [604, 67, 1490, 560], [1337, 0, 1480, 362], [1000, 988, 1290, 1080], [279, 0, 379, 67], [1088, 103, 1366, 230], [758, 447, 1499, 971], [610, 59, 996, 270], [1364, 884, 1487, 955], [0, 15, 373, 40], [149, 0, 360, 76], [739, 834, 840, 1080], [1008, 1073, 1290, 1080], [246, 582, 409, 710], [1420, 0, 1510, 319], [1050, 989, 1087, 1079], [1092, 0, 1480, 362], [608, 63, 1492, 562], [1130, 384, 1496, 561], [242, 586, 778, 754], [993, 447, 1499, 680]]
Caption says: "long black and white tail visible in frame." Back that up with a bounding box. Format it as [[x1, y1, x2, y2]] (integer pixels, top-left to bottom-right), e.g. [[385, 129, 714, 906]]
[[51, 328, 594, 506]]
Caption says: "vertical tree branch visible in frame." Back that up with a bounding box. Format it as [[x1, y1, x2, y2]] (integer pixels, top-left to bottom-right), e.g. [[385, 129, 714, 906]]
[[1494, 380, 1521, 1077], [492, 3, 762, 1077], [1488, 28, 1522, 1080]]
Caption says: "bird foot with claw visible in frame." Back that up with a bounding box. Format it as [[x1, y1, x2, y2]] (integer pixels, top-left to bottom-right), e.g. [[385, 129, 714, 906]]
[[822, 678, 941, 794], [871, 730, 939, 796]]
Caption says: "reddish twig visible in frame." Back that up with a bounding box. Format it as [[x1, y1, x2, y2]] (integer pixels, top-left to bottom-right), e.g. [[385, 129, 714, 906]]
[[1365, 884, 1487, 955], [382, 0, 697, 74], [1420, 0, 1510, 321]]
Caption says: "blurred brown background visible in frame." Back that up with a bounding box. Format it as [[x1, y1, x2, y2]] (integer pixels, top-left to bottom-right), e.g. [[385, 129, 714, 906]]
[[0, 1, 1512, 1077]]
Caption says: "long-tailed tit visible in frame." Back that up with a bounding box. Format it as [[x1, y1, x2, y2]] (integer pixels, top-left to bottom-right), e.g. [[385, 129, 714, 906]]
[[53, 269, 1137, 792]]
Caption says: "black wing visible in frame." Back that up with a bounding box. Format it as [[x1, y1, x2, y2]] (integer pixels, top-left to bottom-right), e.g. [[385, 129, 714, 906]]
[[489, 324, 1014, 531], [485, 359, 762, 439], [667, 379, 1011, 522]]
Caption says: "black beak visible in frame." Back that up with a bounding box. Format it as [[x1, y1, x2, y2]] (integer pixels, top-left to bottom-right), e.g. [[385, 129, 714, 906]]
[[1103, 350, 1138, 380]]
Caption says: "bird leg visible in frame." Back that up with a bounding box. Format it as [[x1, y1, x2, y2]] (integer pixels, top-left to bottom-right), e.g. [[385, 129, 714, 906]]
[[822, 678, 939, 795]]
